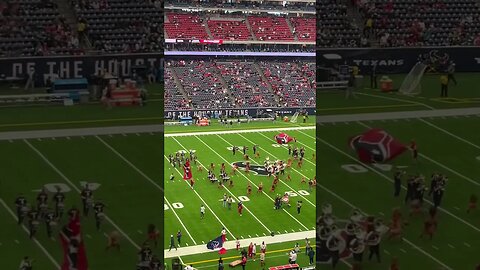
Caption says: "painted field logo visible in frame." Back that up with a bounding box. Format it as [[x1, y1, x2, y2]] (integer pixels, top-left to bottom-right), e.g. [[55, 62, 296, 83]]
[[232, 161, 269, 176]]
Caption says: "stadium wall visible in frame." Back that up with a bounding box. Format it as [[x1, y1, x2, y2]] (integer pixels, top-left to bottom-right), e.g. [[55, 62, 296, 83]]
[[0, 53, 164, 80], [317, 47, 480, 73], [165, 107, 316, 120]]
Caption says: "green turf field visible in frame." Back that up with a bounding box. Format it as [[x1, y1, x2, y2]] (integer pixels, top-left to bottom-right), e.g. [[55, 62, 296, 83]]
[[318, 73, 480, 115], [317, 115, 480, 270], [164, 119, 316, 269], [0, 132, 167, 269], [0, 83, 163, 132]]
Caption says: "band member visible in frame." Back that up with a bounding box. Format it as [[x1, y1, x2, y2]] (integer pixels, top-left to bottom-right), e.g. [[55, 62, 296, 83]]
[[236, 238, 240, 250], [349, 234, 365, 262], [52, 186, 66, 218], [36, 188, 48, 218], [393, 170, 404, 197], [247, 184, 252, 196], [81, 184, 94, 217], [15, 194, 28, 225], [326, 234, 340, 268], [93, 200, 106, 230], [28, 206, 40, 239], [44, 208, 56, 238], [19, 256, 33, 270], [258, 182, 263, 193], [366, 230, 381, 262]]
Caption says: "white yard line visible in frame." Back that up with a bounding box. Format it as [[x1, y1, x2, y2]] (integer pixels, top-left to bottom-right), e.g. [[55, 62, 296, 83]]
[[95, 136, 197, 245], [163, 155, 235, 240], [165, 126, 314, 138], [193, 135, 308, 231], [24, 139, 141, 250], [0, 198, 60, 269], [417, 118, 480, 150], [171, 137, 273, 234], [357, 92, 435, 110]]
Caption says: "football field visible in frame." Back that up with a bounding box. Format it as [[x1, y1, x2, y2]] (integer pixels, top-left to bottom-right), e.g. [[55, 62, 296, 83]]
[[164, 120, 316, 269], [317, 112, 480, 269], [0, 130, 165, 269]]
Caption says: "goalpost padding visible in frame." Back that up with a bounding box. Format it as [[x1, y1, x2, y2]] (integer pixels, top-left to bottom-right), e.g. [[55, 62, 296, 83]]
[[399, 62, 427, 96]]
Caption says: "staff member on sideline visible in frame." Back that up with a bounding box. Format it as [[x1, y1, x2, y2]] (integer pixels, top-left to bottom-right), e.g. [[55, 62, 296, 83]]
[[440, 74, 449, 97]]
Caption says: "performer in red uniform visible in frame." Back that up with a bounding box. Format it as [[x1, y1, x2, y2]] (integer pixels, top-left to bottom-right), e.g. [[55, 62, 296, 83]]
[[237, 202, 243, 216], [410, 140, 418, 161]]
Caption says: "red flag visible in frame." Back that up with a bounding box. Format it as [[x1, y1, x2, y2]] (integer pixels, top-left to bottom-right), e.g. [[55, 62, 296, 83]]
[[275, 133, 293, 144], [183, 159, 192, 180], [218, 247, 227, 255], [60, 209, 88, 270], [349, 129, 407, 163]]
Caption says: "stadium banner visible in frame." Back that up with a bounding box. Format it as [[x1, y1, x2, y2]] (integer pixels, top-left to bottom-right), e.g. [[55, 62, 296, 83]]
[[165, 107, 316, 120], [317, 47, 480, 73], [0, 53, 163, 79]]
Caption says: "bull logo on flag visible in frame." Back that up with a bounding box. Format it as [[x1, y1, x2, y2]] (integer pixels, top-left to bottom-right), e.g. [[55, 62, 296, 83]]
[[275, 132, 293, 144], [349, 129, 407, 163]]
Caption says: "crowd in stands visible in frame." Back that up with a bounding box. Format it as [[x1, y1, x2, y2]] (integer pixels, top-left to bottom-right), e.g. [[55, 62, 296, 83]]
[[73, 0, 163, 53], [164, 59, 315, 110], [165, 0, 315, 12], [355, 0, 480, 47], [0, 0, 83, 57], [316, 0, 480, 47]]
